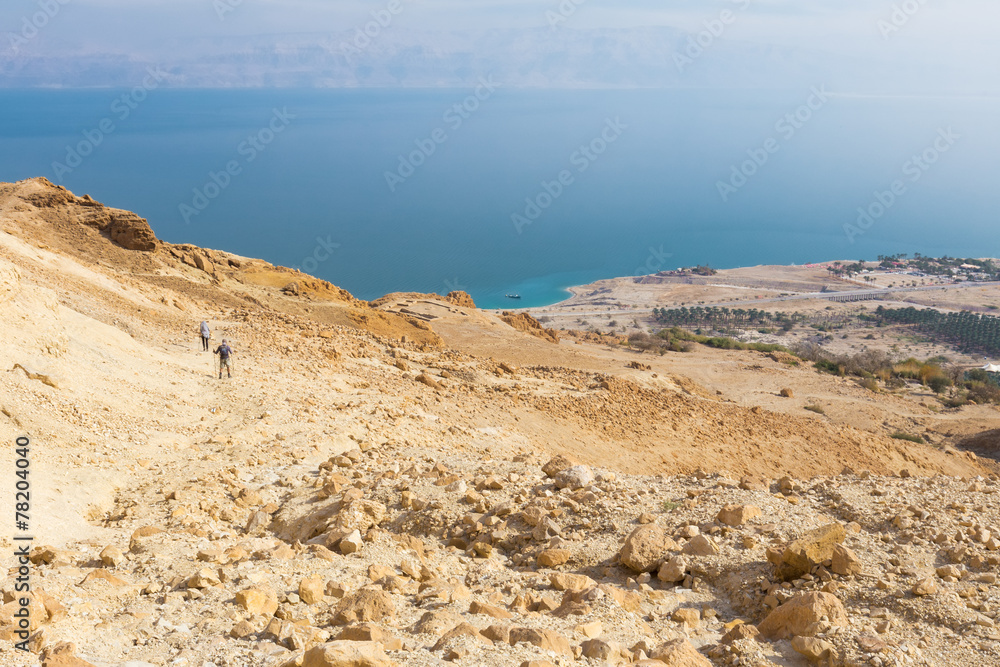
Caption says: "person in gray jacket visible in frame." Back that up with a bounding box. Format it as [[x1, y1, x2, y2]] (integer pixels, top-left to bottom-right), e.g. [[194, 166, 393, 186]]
[[199, 321, 211, 351]]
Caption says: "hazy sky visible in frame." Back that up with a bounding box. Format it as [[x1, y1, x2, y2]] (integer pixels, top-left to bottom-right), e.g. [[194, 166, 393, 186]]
[[3, 0, 997, 79]]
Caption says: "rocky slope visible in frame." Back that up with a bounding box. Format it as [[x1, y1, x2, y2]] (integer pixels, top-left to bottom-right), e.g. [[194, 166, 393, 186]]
[[1, 178, 999, 667]]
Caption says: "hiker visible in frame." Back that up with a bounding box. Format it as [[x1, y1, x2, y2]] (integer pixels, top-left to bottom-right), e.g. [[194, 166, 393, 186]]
[[214, 339, 234, 379], [199, 320, 211, 351]]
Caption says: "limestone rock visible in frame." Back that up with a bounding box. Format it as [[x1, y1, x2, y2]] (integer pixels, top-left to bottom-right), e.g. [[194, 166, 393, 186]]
[[913, 577, 938, 596], [300, 576, 326, 605], [333, 589, 396, 625], [672, 608, 700, 627], [99, 545, 124, 567], [432, 622, 491, 651], [757, 592, 849, 640], [682, 535, 719, 556], [411, 610, 464, 636], [338, 624, 403, 651], [717, 504, 761, 527], [554, 465, 594, 490], [649, 638, 712, 666], [581, 639, 631, 664], [230, 620, 256, 639], [542, 455, 576, 477], [235, 586, 279, 617], [508, 627, 572, 656], [537, 549, 570, 567], [792, 635, 837, 662], [469, 600, 513, 619], [776, 523, 846, 580], [301, 641, 397, 667], [187, 568, 221, 589], [722, 624, 759, 644], [620, 524, 672, 573], [341, 530, 364, 555], [550, 572, 595, 592], [39, 642, 97, 667], [657, 556, 688, 583], [831, 544, 862, 577]]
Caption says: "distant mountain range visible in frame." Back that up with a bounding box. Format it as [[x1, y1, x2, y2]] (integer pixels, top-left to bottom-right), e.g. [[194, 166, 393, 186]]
[[0, 27, 982, 92]]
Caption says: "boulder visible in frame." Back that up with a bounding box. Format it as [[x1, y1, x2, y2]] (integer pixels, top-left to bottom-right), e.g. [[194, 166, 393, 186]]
[[757, 592, 849, 640], [338, 625, 403, 651], [469, 600, 513, 619], [657, 556, 688, 583], [620, 524, 673, 573], [542, 455, 576, 477], [913, 577, 938, 596], [333, 589, 395, 625], [792, 635, 837, 662], [649, 638, 712, 666], [508, 627, 572, 656], [716, 504, 761, 527], [554, 465, 594, 490], [39, 642, 97, 667], [537, 549, 571, 567], [235, 586, 279, 617], [550, 573, 595, 592], [580, 639, 631, 664], [776, 523, 846, 580], [302, 642, 397, 667], [340, 530, 364, 555], [300, 576, 326, 604], [683, 535, 720, 556], [830, 544, 862, 577], [411, 610, 464, 636]]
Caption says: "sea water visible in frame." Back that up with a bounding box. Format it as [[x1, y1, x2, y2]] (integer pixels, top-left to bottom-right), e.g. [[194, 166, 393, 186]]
[[1, 88, 997, 308]]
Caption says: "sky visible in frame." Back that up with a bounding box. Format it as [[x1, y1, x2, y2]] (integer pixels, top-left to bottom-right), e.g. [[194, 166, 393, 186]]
[[3, 0, 997, 63], [1, 0, 998, 95]]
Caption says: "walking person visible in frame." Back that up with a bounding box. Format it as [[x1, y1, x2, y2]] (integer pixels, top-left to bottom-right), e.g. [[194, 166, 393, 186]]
[[200, 320, 211, 352], [214, 339, 234, 379]]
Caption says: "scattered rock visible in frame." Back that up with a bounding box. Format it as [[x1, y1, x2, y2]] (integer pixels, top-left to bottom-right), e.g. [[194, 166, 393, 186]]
[[301, 641, 397, 667], [620, 524, 674, 573], [716, 504, 761, 527], [757, 592, 849, 640]]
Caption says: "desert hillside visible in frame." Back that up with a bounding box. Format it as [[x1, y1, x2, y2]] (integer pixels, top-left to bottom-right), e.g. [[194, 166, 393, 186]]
[[2, 178, 1000, 667]]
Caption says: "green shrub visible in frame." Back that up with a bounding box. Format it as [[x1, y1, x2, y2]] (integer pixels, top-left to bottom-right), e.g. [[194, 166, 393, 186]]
[[859, 378, 880, 393], [804, 404, 826, 415], [926, 375, 951, 394], [890, 432, 925, 444]]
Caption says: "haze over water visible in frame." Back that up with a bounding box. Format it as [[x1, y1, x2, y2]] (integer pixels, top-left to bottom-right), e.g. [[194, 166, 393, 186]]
[[1, 88, 998, 309]]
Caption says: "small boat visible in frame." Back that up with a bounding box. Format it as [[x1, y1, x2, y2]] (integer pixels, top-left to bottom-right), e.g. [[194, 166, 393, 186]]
[[505, 294, 522, 299]]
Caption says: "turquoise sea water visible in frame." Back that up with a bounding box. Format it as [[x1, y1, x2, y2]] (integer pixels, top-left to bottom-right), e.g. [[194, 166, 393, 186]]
[[1, 89, 998, 309]]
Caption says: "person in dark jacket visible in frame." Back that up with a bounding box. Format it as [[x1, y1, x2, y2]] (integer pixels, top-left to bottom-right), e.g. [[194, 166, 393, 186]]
[[214, 339, 234, 379]]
